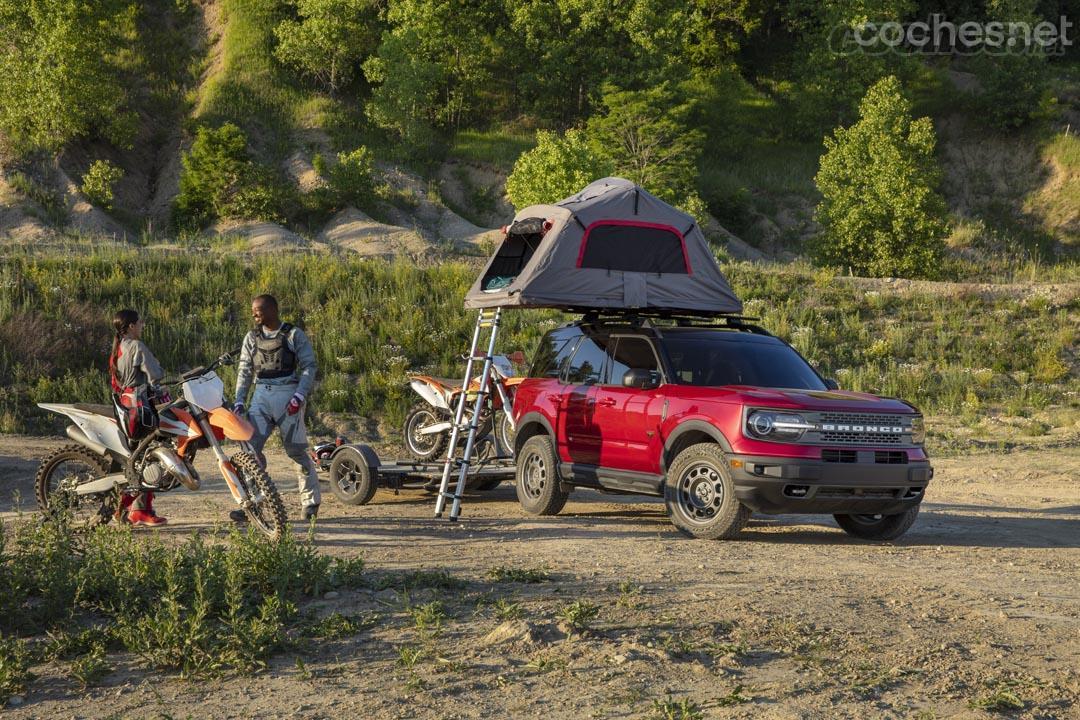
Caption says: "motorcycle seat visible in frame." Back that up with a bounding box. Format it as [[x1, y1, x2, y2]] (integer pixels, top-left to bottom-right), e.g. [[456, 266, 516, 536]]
[[74, 403, 116, 419]]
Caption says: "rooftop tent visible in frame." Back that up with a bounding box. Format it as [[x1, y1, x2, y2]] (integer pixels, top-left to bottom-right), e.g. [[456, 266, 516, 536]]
[[464, 177, 742, 314]]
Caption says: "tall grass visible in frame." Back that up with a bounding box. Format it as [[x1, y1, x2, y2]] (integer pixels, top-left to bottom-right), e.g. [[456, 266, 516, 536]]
[[0, 251, 1075, 441]]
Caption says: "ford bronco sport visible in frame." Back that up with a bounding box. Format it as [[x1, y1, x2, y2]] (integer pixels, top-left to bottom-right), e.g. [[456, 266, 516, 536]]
[[511, 314, 932, 541]]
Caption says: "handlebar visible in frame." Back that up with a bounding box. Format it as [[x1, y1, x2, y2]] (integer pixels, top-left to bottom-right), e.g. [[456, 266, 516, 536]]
[[162, 347, 243, 386]]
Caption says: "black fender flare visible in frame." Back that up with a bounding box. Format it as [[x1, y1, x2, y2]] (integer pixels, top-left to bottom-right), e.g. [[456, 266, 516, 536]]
[[661, 420, 734, 472], [513, 411, 556, 453]]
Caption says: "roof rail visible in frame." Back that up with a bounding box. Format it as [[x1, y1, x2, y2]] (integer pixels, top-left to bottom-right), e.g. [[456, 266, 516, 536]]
[[575, 309, 770, 335]]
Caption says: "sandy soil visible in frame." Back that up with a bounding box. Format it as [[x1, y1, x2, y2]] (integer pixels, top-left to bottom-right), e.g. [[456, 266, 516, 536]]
[[0, 435, 1077, 719]]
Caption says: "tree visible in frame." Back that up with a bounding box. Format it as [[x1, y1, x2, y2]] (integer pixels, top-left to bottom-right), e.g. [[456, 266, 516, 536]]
[[0, 0, 136, 153], [586, 84, 704, 205], [505, 130, 611, 209], [273, 0, 381, 92], [813, 76, 948, 278], [968, 0, 1050, 130]]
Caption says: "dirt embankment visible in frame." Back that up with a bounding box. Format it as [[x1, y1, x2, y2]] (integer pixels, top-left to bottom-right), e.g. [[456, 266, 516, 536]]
[[0, 436, 1076, 718]]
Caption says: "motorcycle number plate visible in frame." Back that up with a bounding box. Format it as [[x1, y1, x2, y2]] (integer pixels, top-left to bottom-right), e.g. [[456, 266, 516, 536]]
[[183, 371, 225, 412]]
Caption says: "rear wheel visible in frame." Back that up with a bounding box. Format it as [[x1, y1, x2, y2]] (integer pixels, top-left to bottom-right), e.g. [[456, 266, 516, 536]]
[[403, 404, 448, 461], [35, 444, 118, 528], [231, 452, 287, 540], [515, 435, 568, 516], [834, 506, 920, 541], [495, 410, 515, 457], [664, 443, 750, 540], [329, 447, 378, 505]]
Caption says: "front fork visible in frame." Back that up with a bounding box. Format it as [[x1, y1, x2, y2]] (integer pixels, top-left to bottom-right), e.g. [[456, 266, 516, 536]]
[[195, 414, 250, 506]]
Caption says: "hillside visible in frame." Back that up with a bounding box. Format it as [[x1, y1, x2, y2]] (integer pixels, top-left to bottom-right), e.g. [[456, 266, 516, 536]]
[[0, 0, 1077, 276]]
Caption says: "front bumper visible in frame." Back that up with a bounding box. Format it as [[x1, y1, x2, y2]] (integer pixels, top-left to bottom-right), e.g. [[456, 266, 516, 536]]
[[730, 452, 933, 515]]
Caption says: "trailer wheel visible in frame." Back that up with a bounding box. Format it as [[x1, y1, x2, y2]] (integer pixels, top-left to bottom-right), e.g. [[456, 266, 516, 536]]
[[330, 447, 377, 505]]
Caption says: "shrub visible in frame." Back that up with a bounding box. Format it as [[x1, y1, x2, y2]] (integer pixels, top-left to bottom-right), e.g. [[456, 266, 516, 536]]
[[81, 160, 124, 210], [313, 147, 377, 212], [968, 0, 1050, 130], [174, 123, 287, 227], [505, 129, 610, 209], [813, 76, 948, 279]]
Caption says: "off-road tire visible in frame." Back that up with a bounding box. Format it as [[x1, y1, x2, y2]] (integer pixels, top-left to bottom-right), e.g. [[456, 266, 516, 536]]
[[403, 403, 449, 461], [329, 446, 378, 505], [231, 452, 288, 540], [515, 435, 568, 516], [834, 505, 920, 541], [35, 444, 118, 528], [495, 410, 516, 458], [664, 443, 750, 540]]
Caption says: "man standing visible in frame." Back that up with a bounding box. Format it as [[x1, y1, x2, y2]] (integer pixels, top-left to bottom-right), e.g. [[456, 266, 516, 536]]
[[229, 294, 321, 522]]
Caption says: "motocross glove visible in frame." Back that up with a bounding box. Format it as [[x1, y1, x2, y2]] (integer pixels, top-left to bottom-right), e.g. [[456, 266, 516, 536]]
[[287, 393, 304, 416]]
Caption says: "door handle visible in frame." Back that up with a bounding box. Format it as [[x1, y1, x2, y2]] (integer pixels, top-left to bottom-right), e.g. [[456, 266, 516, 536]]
[[597, 398, 616, 407]]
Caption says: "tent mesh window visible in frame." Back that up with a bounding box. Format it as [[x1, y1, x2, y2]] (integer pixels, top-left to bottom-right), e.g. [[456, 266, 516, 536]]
[[578, 221, 689, 274], [481, 218, 546, 291]]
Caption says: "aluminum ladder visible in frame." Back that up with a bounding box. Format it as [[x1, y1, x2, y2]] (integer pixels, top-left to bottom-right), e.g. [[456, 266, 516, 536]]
[[434, 307, 503, 521]]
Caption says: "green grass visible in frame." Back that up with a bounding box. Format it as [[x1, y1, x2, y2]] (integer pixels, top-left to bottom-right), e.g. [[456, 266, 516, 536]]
[[450, 129, 536, 171], [0, 252, 1075, 447]]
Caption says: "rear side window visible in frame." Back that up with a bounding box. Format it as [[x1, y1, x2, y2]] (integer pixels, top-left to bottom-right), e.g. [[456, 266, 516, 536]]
[[563, 336, 608, 385], [530, 334, 579, 378], [605, 336, 660, 386], [578, 221, 689, 274]]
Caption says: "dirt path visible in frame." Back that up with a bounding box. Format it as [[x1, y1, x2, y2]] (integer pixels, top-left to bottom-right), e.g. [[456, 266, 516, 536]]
[[0, 436, 1077, 719]]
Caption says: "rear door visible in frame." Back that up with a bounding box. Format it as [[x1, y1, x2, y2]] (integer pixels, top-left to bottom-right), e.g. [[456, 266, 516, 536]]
[[592, 335, 666, 473]]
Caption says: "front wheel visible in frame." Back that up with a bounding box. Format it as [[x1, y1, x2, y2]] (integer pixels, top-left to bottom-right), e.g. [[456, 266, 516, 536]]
[[664, 443, 750, 540], [834, 506, 920, 541], [231, 452, 287, 540], [35, 444, 118, 528]]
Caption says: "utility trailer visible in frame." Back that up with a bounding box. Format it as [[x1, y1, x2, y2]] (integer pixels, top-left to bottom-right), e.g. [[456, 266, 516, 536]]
[[311, 439, 515, 506]]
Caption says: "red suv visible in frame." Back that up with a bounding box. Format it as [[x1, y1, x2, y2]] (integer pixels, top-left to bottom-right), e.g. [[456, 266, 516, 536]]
[[511, 315, 932, 541]]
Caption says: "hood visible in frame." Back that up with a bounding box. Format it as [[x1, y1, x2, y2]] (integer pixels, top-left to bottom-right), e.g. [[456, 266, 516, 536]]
[[665, 385, 918, 414]]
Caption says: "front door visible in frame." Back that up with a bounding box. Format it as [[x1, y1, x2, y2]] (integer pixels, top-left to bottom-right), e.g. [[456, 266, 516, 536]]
[[593, 335, 665, 473]]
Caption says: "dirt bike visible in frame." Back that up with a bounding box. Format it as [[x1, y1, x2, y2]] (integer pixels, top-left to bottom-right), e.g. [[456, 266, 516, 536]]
[[35, 350, 288, 539], [403, 351, 526, 465]]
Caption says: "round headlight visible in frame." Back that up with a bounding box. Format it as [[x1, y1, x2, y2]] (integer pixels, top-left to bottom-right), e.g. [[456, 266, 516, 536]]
[[748, 411, 774, 436]]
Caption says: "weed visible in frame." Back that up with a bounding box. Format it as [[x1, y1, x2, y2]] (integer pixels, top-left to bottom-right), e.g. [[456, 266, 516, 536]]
[[397, 646, 426, 669], [70, 642, 111, 688], [715, 684, 753, 706], [492, 598, 524, 621], [558, 600, 600, 633], [294, 656, 314, 681], [373, 569, 467, 592], [307, 612, 374, 640], [410, 601, 447, 637], [487, 565, 551, 584], [969, 688, 1025, 712], [649, 695, 704, 720], [0, 635, 32, 704], [523, 653, 567, 674]]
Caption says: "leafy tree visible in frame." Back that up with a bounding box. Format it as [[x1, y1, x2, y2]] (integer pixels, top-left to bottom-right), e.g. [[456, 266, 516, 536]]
[[313, 147, 376, 210], [813, 75, 948, 278], [586, 84, 704, 205], [968, 0, 1050, 130], [174, 123, 287, 226], [273, 0, 381, 92], [81, 160, 124, 210], [0, 0, 137, 153], [505, 130, 611, 209], [362, 29, 447, 148]]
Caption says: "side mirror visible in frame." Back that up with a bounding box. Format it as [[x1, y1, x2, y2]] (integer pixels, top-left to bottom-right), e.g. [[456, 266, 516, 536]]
[[623, 369, 661, 390], [824, 378, 840, 390]]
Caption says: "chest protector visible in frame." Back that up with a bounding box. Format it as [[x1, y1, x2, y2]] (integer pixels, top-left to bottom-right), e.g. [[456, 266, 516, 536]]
[[253, 323, 296, 379]]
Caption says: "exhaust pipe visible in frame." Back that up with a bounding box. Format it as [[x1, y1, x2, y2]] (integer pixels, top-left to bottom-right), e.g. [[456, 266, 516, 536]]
[[66, 425, 109, 457], [149, 447, 200, 491]]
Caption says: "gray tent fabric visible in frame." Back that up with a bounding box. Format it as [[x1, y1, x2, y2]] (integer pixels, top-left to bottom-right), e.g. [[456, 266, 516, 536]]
[[464, 177, 742, 314]]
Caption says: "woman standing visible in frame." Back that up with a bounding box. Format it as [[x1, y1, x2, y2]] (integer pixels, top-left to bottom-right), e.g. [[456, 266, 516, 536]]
[[109, 309, 168, 527]]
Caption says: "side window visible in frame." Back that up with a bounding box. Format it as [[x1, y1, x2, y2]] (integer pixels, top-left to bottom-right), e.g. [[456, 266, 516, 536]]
[[605, 337, 660, 386], [562, 336, 607, 385], [530, 334, 580, 379]]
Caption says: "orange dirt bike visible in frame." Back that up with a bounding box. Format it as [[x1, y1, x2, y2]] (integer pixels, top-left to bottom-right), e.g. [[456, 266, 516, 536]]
[[403, 351, 527, 464], [35, 351, 288, 538]]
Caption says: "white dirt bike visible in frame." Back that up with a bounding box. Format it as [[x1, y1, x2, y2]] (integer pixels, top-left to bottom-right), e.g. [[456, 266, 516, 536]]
[[34, 351, 288, 538]]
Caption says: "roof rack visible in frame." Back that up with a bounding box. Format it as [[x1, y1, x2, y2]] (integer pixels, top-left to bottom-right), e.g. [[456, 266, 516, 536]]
[[574, 309, 771, 336]]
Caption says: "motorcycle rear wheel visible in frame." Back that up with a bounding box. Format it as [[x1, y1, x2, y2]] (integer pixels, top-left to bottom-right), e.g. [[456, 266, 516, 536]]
[[231, 452, 288, 540], [35, 444, 118, 529], [403, 403, 449, 461]]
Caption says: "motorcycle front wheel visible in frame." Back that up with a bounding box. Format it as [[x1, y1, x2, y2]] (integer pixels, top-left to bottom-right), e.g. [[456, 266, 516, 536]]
[[231, 452, 288, 540]]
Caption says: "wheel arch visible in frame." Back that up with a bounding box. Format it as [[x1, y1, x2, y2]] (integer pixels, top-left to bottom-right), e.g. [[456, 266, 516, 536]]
[[661, 420, 733, 472], [513, 411, 555, 455]]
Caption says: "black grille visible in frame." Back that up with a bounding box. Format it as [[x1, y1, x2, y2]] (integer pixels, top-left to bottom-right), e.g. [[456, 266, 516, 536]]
[[874, 451, 907, 464], [822, 449, 857, 463], [820, 431, 904, 445], [820, 412, 905, 426]]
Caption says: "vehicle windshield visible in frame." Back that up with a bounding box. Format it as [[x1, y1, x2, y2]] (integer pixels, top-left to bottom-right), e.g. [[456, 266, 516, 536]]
[[662, 334, 827, 390]]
